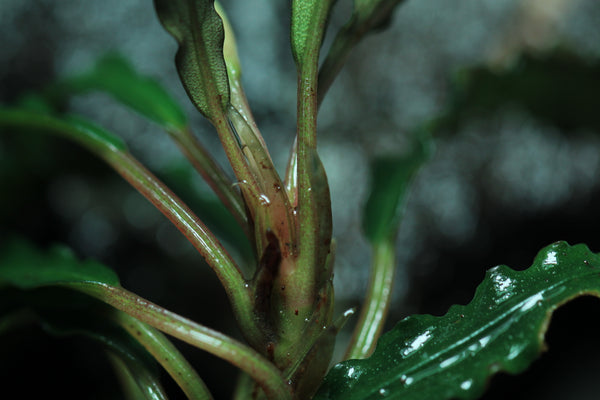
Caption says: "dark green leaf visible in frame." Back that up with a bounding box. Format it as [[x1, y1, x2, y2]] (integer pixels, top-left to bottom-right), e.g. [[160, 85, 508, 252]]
[[0, 288, 167, 400], [0, 238, 120, 289], [362, 132, 431, 243], [154, 0, 230, 122], [58, 54, 188, 132], [440, 50, 600, 133], [315, 241, 600, 399]]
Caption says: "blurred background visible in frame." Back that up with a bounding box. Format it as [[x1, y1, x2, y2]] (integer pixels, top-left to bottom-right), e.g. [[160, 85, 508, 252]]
[[2, 0, 600, 399]]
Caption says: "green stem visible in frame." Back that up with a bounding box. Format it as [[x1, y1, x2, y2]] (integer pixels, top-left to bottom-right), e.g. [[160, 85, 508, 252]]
[[345, 238, 396, 360], [0, 109, 261, 342], [232, 373, 255, 400], [294, 52, 321, 311], [72, 283, 292, 400], [318, 0, 406, 108], [211, 108, 264, 222], [106, 151, 247, 296], [112, 312, 213, 400], [169, 126, 250, 237], [107, 351, 169, 400], [317, 27, 360, 108]]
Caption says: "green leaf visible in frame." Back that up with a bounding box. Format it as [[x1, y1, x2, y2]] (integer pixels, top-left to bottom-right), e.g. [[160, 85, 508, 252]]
[[440, 50, 600, 133], [0, 108, 127, 154], [37, 296, 169, 400], [153, 0, 230, 122], [0, 239, 120, 289], [315, 241, 600, 399], [351, 0, 405, 31], [290, 0, 336, 68], [59, 54, 188, 132], [362, 132, 431, 243], [0, 239, 287, 400], [0, 288, 167, 400]]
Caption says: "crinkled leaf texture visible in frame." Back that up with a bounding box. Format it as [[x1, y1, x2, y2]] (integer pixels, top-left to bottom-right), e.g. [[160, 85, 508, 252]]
[[315, 241, 600, 399]]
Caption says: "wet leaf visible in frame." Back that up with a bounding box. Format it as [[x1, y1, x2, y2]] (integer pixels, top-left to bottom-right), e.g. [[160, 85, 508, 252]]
[[362, 133, 431, 243], [154, 0, 230, 122], [315, 241, 600, 399]]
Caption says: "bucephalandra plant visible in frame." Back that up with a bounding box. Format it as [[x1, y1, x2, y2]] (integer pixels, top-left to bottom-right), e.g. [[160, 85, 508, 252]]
[[1, 1, 599, 399]]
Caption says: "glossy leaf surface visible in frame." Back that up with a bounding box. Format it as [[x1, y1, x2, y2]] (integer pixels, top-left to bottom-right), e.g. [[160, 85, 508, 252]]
[[315, 241, 600, 399], [154, 0, 229, 122], [59, 54, 188, 131]]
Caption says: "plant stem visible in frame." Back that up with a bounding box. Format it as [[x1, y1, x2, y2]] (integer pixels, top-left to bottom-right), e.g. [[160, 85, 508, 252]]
[[112, 312, 213, 400], [0, 109, 262, 342], [169, 126, 250, 236], [345, 238, 396, 360], [318, 0, 406, 108], [211, 108, 264, 223], [74, 283, 292, 400], [107, 351, 169, 400], [294, 45, 322, 313]]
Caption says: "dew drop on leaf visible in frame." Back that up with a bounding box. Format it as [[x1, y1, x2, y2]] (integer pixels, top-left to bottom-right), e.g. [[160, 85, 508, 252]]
[[460, 379, 473, 390]]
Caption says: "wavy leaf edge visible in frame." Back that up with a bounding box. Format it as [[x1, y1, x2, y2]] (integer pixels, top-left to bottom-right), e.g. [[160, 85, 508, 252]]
[[315, 241, 600, 400]]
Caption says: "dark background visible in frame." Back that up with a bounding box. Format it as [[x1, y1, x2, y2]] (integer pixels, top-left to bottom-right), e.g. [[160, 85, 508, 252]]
[[2, 0, 600, 399]]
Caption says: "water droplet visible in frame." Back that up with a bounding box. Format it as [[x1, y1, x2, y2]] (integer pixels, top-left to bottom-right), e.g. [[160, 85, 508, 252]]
[[439, 354, 461, 369], [347, 367, 355, 378], [401, 329, 433, 357], [479, 335, 491, 348], [520, 293, 543, 311], [507, 343, 525, 360], [258, 194, 271, 206], [490, 268, 516, 304], [378, 388, 389, 396], [460, 379, 473, 390], [543, 251, 558, 267]]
